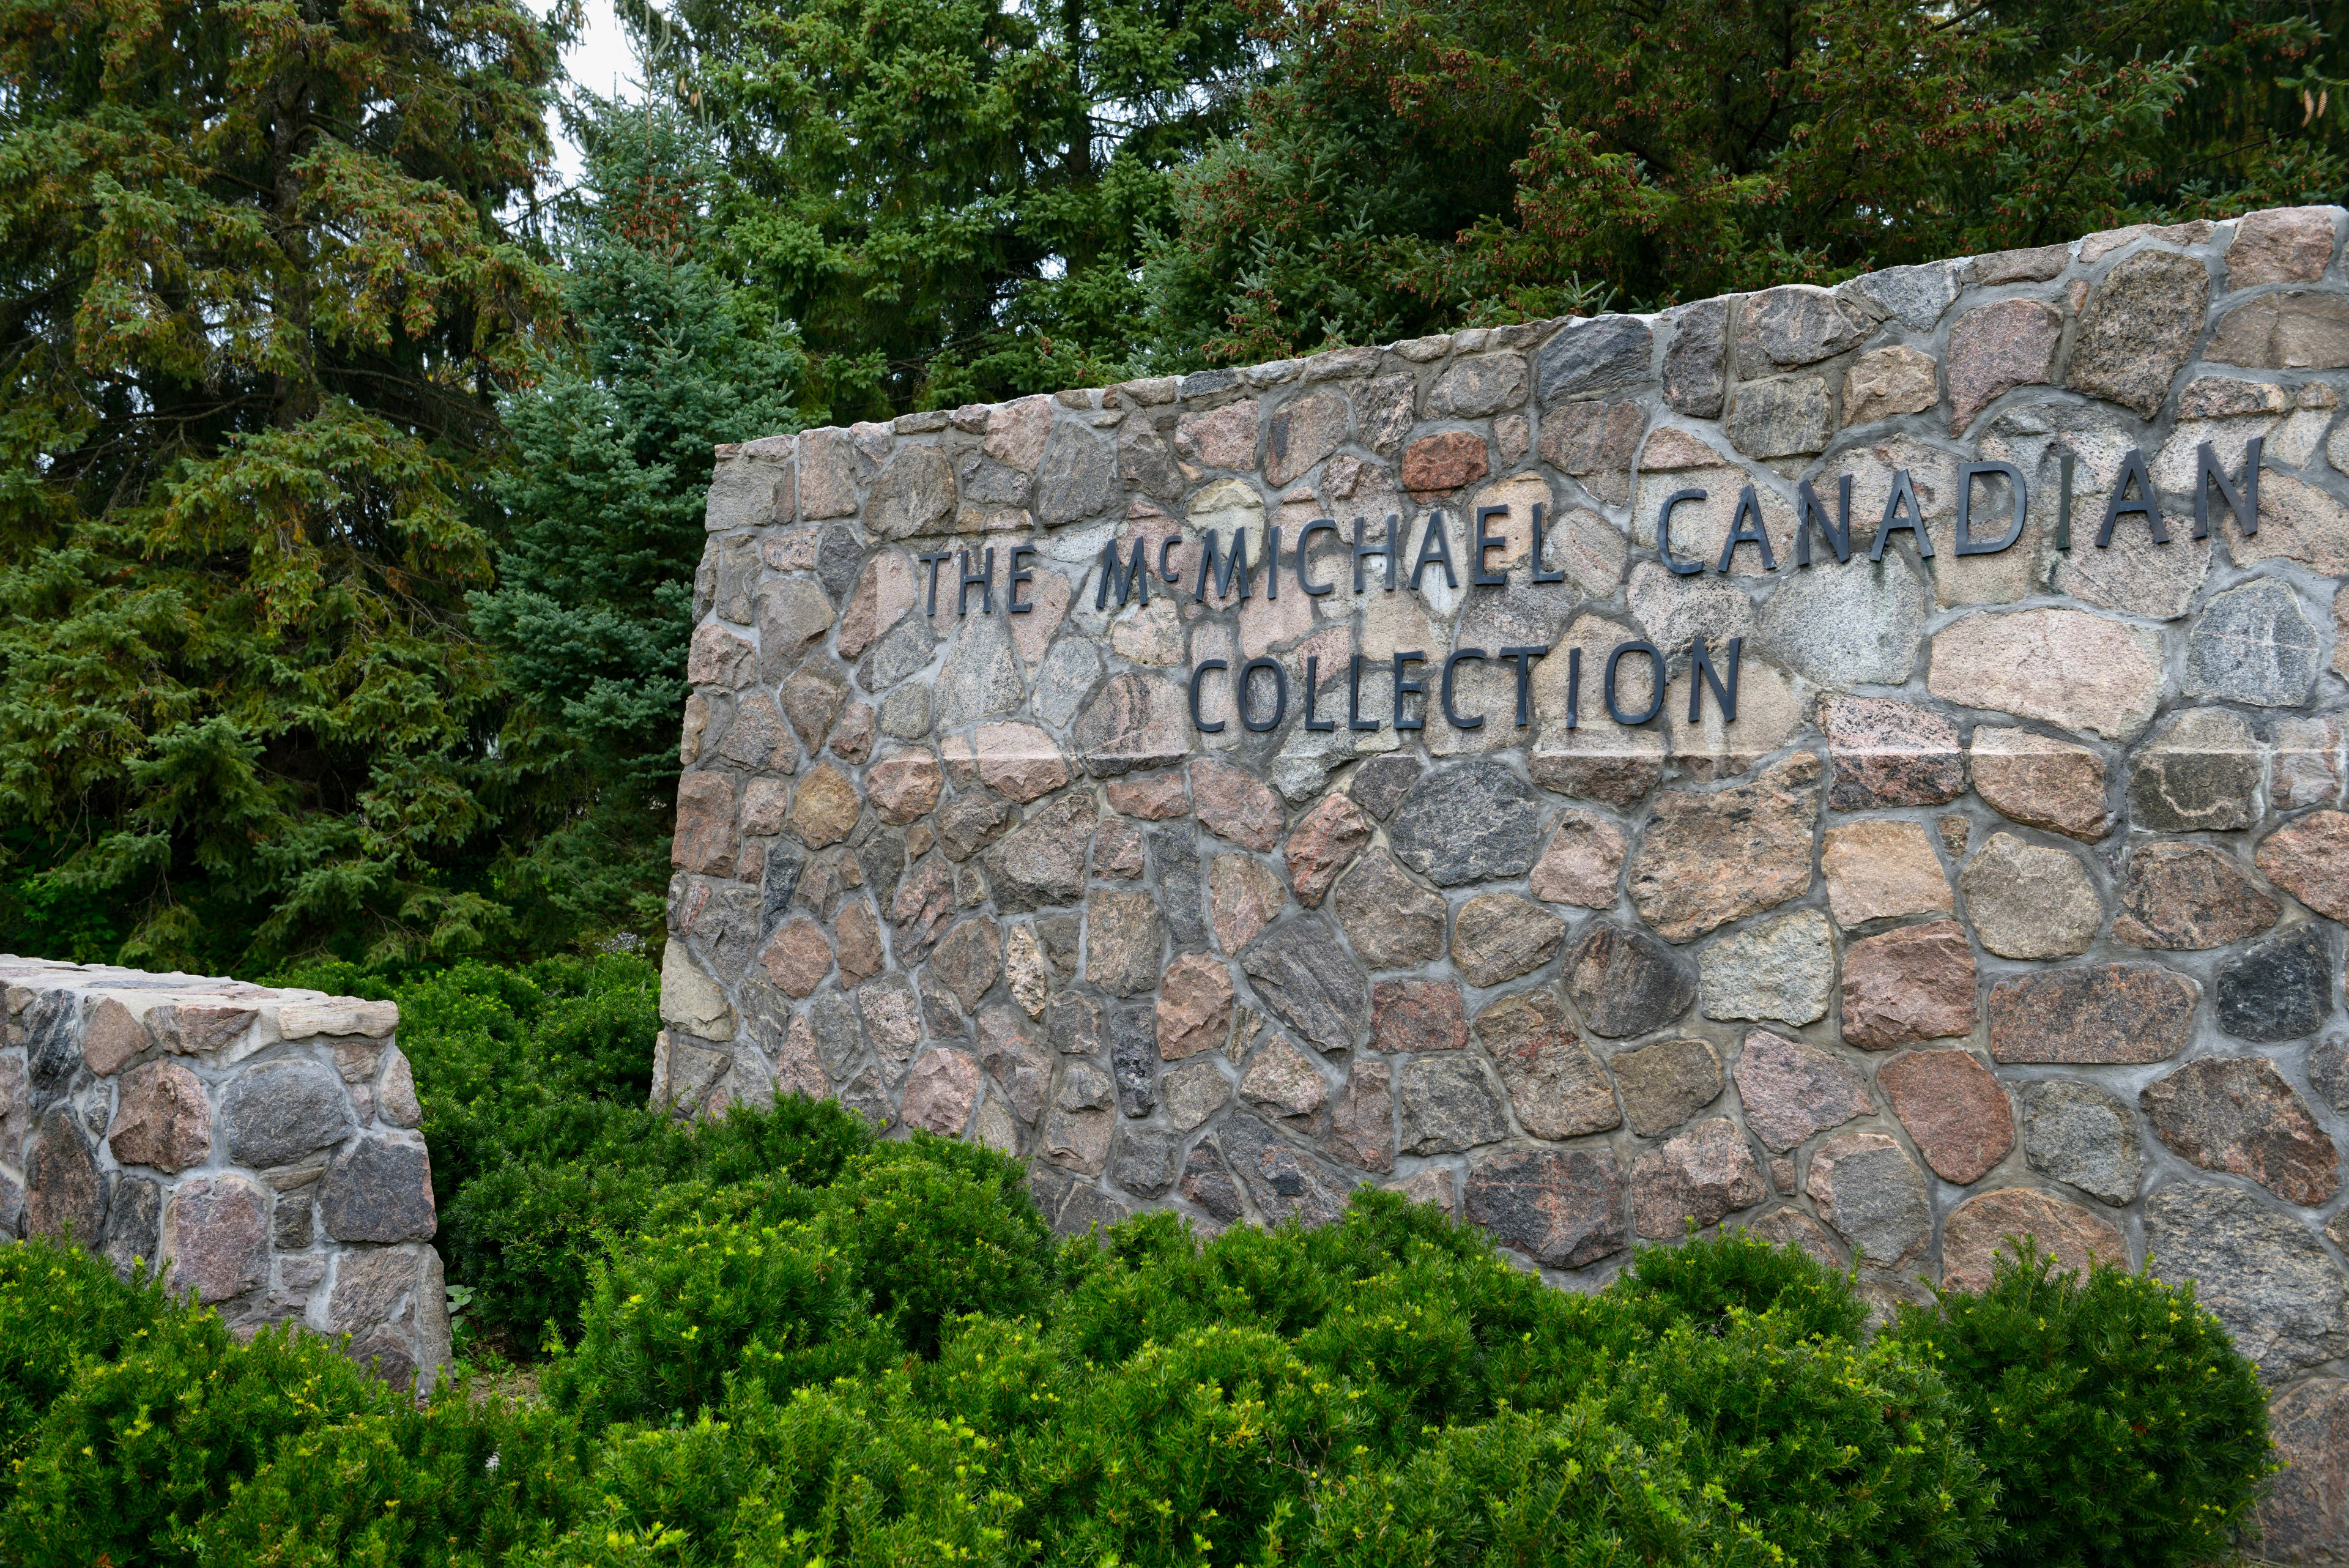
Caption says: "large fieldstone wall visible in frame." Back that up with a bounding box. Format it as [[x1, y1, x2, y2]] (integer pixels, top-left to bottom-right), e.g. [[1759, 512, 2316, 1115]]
[[666, 208, 2349, 1558], [0, 957, 448, 1392]]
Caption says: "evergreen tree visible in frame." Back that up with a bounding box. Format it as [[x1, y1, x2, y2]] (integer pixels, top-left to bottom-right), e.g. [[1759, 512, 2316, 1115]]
[[639, 0, 1260, 417], [1141, 0, 2349, 364], [471, 102, 809, 953], [0, 0, 568, 968]]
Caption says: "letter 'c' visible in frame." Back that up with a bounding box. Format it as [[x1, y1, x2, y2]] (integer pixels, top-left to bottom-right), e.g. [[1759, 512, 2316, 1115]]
[[1189, 659, 1228, 733], [1658, 489, 1705, 576]]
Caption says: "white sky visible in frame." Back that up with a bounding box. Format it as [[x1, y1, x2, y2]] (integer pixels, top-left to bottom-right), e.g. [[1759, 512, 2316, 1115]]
[[544, 0, 649, 189]]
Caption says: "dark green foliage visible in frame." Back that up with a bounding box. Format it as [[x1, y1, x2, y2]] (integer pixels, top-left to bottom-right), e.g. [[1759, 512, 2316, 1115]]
[[1887, 1244, 2276, 1568], [828, 1140, 1057, 1357], [185, 1397, 592, 1567], [1607, 1313, 1999, 1568], [1609, 1220, 1870, 1343], [0, 1313, 393, 1567], [0, 1238, 171, 1507]]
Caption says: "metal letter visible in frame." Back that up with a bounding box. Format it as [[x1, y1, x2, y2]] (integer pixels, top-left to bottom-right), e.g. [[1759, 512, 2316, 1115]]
[[1297, 519, 1337, 594], [1498, 645, 1548, 728], [2096, 447, 2168, 548], [1392, 650, 1427, 732], [1442, 648, 1488, 728], [1794, 476, 1852, 567], [1304, 655, 1335, 731], [1353, 516, 1399, 593], [957, 548, 995, 616], [1006, 543, 1036, 613], [1529, 502, 1565, 584], [1658, 488, 1705, 576], [1238, 657, 1286, 733], [1716, 485, 1777, 573], [1409, 513, 1458, 593], [1348, 654, 1380, 731], [1687, 636, 1741, 723], [1954, 462, 2027, 556], [1189, 659, 1227, 733], [1471, 506, 1509, 587], [1605, 641, 1665, 726], [1870, 470, 1933, 560], [2194, 437, 2261, 540], [1094, 540, 1149, 610]]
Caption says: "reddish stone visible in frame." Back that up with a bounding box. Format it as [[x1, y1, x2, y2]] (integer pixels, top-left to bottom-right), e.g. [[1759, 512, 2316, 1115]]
[[760, 918, 833, 998], [1947, 298, 2061, 432], [2227, 206, 2338, 288], [2141, 1055, 2339, 1206], [165, 1174, 270, 1304], [1450, 894, 1567, 989], [671, 772, 739, 875], [1940, 1187, 2126, 1293], [1526, 812, 1626, 907], [686, 623, 755, 686], [900, 1050, 982, 1136], [1087, 819, 1139, 879], [836, 897, 885, 987], [2110, 842, 2281, 949], [1880, 1049, 2013, 1186], [1284, 794, 1371, 908], [1371, 980, 1468, 1054], [1731, 1029, 1869, 1153], [80, 997, 149, 1076], [974, 722, 1069, 803], [1969, 727, 2110, 840], [1475, 990, 1619, 1139], [1628, 754, 1820, 942], [1104, 770, 1189, 819], [929, 918, 1003, 1012], [1840, 920, 1976, 1049], [1631, 1118, 1765, 1238], [1820, 697, 1962, 811], [105, 1060, 211, 1173], [1329, 1062, 1394, 1172], [1401, 431, 1490, 496], [1191, 759, 1283, 850], [1175, 399, 1260, 469], [2258, 809, 2349, 919], [866, 752, 943, 824], [1156, 954, 1234, 1060], [832, 702, 876, 764], [2257, 1377, 2349, 1561], [1986, 965, 2198, 1065], [1209, 855, 1285, 953]]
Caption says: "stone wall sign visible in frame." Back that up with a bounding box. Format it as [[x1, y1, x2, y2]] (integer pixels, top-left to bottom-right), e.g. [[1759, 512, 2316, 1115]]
[[672, 207, 2349, 1561]]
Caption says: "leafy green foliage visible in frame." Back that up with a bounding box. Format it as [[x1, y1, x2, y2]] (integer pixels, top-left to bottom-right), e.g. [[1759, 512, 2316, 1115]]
[[1, 1312, 394, 1567], [828, 1140, 1057, 1357], [1140, 0, 2349, 362], [0, 1238, 170, 1508], [186, 1397, 592, 1568], [1887, 1244, 2276, 1568], [646, 0, 1257, 414], [0, 0, 566, 971], [1609, 1218, 1871, 1343]]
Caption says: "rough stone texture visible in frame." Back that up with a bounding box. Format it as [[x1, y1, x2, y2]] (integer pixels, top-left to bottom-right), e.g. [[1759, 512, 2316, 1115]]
[[106, 1060, 211, 1173], [163, 1174, 270, 1304], [1464, 1148, 1626, 1268], [1527, 812, 1626, 907], [2184, 578, 2323, 708], [1755, 553, 1927, 688], [1987, 965, 2200, 1065], [1451, 894, 1567, 987], [1192, 758, 1283, 851], [1399, 1056, 1510, 1153], [1930, 608, 2164, 741], [1331, 851, 1447, 969], [1839, 920, 1976, 1049], [2261, 809, 2349, 919], [222, 1059, 354, 1169], [1961, 832, 2104, 959], [1969, 727, 2109, 839], [1241, 920, 1370, 1056], [2110, 842, 2280, 949], [1085, 893, 1163, 998], [1821, 819, 1951, 927], [1842, 345, 1940, 426], [2228, 206, 2339, 286], [1948, 299, 2061, 432], [2021, 1080, 2142, 1206], [1241, 1036, 1328, 1128], [1698, 909, 1833, 1026], [2217, 925, 2332, 1042], [1628, 755, 1820, 943], [1156, 953, 1234, 1060], [1612, 1038, 1723, 1137], [2145, 1183, 2349, 1379], [2142, 1055, 2339, 1205], [1822, 697, 1964, 811], [901, 1050, 982, 1136], [2065, 249, 2210, 417], [1806, 1131, 1931, 1268], [1563, 922, 1698, 1039], [1940, 1187, 2128, 1293], [23, 1106, 103, 1246], [1631, 1118, 1764, 1238], [1371, 980, 1468, 1055], [1733, 1030, 1870, 1152], [1389, 759, 1545, 886], [2208, 292, 2349, 370], [2258, 1376, 2349, 1562], [1475, 990, 1619, 1139], [1880, 1049, 2013, 1184], [1283, 794, 1370, 908]]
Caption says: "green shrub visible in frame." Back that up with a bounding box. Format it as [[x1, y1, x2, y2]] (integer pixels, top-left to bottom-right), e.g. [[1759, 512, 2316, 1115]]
[[1887, 1244, 2274, 1568], [1607, 1225, 1868, 1343], [547, 1218, 888, 1431], [0, 1238, 172, 1505], [186, 1397, 592, 1567], [1608, 1307, 1998, 1568], [827, 1138, 1057, 1358], [1279, 1404, 1777, 1568], [0, 1312, 393, 1567]]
